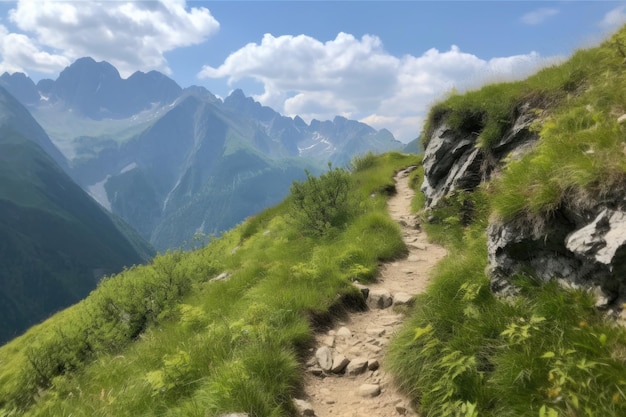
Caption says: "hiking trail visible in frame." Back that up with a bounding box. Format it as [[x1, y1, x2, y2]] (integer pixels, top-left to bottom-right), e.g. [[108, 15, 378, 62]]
[[297, 167, 447, 417]]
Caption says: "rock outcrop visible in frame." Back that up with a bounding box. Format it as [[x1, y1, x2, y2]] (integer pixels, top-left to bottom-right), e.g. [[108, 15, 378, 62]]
[[421, 104, 537, 209], [422, 104, 626, 310], [487, 206, 626, 308]]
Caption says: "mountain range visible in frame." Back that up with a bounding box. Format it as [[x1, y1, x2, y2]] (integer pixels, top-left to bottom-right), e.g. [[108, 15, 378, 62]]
[[0, 57, 406, 341], [1, 57, 404, 250]]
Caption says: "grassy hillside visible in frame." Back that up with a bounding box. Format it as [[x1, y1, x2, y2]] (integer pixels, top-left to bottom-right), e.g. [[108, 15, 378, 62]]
[[0, 152, 420, 416], [388, 26, 626, 416]]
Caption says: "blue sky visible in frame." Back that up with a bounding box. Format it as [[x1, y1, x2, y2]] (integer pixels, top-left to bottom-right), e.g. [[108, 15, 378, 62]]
[[0, 1, 624, 141]]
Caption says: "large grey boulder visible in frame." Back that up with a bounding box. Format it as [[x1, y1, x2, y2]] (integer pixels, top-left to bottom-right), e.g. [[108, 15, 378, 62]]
[[346, 358, 369, 376], [331, 353, 350, 373]]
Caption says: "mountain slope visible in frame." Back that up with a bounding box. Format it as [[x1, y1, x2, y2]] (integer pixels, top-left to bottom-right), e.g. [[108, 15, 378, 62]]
[[388, 25, 626, 417], [0, 152, 420, 415], [72, 91, 319, 250], [0, 88, 154, 344], [0, 85, 67, 170]]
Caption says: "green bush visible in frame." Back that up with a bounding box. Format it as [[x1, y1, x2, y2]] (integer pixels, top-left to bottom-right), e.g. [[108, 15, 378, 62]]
[[349, 151, 378, 172], [289, 164, 354, 236]]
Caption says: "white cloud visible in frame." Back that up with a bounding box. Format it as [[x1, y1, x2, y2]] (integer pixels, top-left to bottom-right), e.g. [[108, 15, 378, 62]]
[[200, 33, 397, 111], [200, 33, 555, 142], [0, 25, 70, 74], [6, 0, 219, 76], [601, 5, 626, 29], [521, 8, 559, 25]]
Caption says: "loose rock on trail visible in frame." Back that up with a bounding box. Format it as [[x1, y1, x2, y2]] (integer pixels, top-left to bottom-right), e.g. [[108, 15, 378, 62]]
[[298, 167, 447, 417]]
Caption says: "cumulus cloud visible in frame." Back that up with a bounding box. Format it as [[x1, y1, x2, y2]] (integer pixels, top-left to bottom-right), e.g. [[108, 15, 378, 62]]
[[521, 8, 559, 25], [5, 0, 219, 76], [199, 33, 555, 141], [200, 33, 397, 112], [600, 5, 626, 29], [0, 25, 70, 74]]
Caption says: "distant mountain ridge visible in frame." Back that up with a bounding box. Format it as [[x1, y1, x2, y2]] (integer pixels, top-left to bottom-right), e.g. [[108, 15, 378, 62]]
[[1, 57, 405, 250], [0, 86, 154, 343], [2, 57, 182, 119]]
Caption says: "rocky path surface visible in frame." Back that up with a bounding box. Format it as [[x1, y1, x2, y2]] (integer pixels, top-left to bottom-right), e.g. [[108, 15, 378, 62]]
[[296, 167, 447, 417]]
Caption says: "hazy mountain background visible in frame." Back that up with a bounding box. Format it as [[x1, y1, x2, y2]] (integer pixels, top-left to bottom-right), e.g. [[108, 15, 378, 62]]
[[0, 57, 405, 341], [0, 85, 154, 343], [1, 57, 404, 251]]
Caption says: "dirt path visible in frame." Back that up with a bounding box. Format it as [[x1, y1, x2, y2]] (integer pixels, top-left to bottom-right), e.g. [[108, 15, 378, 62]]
[[298, 167, 447, 417]]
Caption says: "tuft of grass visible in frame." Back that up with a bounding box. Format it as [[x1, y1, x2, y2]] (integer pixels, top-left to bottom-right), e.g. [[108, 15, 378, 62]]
[[349, 151, 379, 173]]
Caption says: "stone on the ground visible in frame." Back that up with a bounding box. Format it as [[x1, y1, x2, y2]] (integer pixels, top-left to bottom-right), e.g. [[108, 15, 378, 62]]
[[396, 405, 408, 415], [365, 327, 386, 337], [357, 383, 381, 398], [367, 338, 383, 347], [210, 272, 231, 282], [315, 346, 333, 371], [368, 359, 380, 370], [365, 343, 382, 354], [381, 315, 402, 326], [322, 335, 335, 347], [307, 366, 323, 376], [346, 357, 369, 376], [336, 326, 352, 338], [352, 282, 370, 299], [367, 289, 393, 309], [293, 398, 315, 416], [331, 353, 350, 373], [393, 292, 413, 306]]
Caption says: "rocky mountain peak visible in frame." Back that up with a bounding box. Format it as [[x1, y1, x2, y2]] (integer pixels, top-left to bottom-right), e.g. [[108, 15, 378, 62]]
[[61, 56, 121, 80], [224, 88, 276, 121], [0, 72, 39, 106], [33, 57, 181, 119]]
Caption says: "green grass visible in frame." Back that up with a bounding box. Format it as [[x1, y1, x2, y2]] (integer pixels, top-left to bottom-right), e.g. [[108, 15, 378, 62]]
[[389, 176, 626, 417], [0, 152, 419, 416], [424, 28, 626, 223], [389, 25, 626, 417]]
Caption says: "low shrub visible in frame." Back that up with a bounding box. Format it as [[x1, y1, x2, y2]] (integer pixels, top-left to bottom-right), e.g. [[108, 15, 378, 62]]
[[289, 164, 354, 236]]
